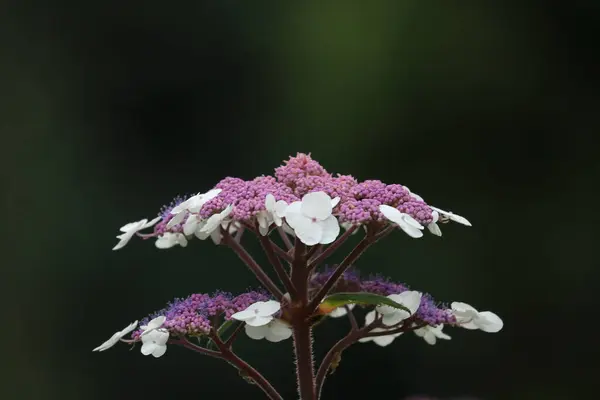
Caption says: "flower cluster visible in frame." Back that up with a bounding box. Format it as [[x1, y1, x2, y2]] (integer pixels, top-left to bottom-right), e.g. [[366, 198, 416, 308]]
[[310, 269, 502, 347], [112, 153, 471, 250]]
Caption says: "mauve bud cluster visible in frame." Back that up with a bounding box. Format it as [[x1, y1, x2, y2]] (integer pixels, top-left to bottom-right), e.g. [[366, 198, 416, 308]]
[[132, 290, 270, 339], [150, 153, 437, 233], [310, 268, 456, 326]]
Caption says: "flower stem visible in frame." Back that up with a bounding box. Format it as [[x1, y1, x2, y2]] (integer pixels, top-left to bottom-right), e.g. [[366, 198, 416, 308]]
[[258, 235, 298, 298], [308, 235, 375, 312], [209, 333, 284, 400], [223, 231, 284, 300], [307, 225, 358, 270], [293, 323, 317, 400], [277, 226, 294, 250]]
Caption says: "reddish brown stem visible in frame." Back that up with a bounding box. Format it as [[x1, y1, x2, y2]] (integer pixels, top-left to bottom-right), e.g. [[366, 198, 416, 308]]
[[223, 231, 284, 300], [308, 225, 358, 270], [258, 235, 297, 298], [277, 226, 294, 250], [209, 332, 284, 400]]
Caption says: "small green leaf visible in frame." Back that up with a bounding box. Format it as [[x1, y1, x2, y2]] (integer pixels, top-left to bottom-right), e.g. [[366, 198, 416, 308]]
[[320, 292, 411, 314]]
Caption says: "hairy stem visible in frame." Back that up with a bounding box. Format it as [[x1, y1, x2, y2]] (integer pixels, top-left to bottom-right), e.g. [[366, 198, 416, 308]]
[[307, 225, 358, 270], [223, 231, 284, 300], [308, 235, 375, 311], [293, 323, 317, 400], [209, 333, 284, 400], [277, 226, 294, 250], [259, 235, 298, 298]]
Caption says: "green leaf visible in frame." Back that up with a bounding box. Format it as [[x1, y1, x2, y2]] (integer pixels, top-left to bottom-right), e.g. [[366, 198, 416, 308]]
[[320, 292, 411, 314], [206, 320, 237, 350]]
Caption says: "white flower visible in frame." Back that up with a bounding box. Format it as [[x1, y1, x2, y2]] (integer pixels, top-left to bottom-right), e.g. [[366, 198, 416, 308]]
[[358, 311, 403, 347], [451, 302, 503, 333], [92, 320, 138, 352], [414, 324, 451, 345], [112, 217, 161, 250], [379, 205, 424, 238], [376, 291, 422, 326], [167, 189, 222, 228], [257, 194, 289, 236], [198, 205, 233, 236], [427, 210, 442, 237], [284, 192, 340, 245], [430, 206, 471, 226], [244, 319, 292, 342], [140, 316, 167, 336], [140, 329, 169, 358], [328, 304, 356, 318], [155, 232, 188, 249], [231, 300, 281, 327]]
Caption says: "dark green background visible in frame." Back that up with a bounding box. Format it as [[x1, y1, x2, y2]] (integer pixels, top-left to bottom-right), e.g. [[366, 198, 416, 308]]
[[3, 1, 598, 399]]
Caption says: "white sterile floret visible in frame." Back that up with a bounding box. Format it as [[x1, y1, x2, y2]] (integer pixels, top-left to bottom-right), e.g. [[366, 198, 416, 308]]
[[92, 320, 138, 352], [430, 206, 471, 226], [376, 291, 422, 327], [231, 300, 281, 327], [140, 329, 169, 358], [284, 192, 340, 246], [328, 304, 356, 318], [414, 324, 451, 345], [379, 205, 424, 239], [358, 311, 402, 347], [244, 319, 292, 342], [113, 217, 161, 250], [198, 205, 233, 237], [155, 232, 188, 249], [140, 316, 167, 336], [257, 194, 289, 236], [167, 189, 222, 228], [451, 302, 503, 333], [427, 210, 442, 237]]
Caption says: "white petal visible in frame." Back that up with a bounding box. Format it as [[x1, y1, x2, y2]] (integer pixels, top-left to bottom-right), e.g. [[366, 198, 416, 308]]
[[166, 212, 186, 228], [283, 202, 303, 228], [401, 214, 424, 230], [231, 308, 259, 321], [151, 344, 167, 358], [265, 320, 292, 342], [460, 321, 480, 330], [301, 192, 333, 220], [210, 229, 222, 245], [201, 188, 222, 202], [476, 311, 503, 333], [414, 327, 427, 338], [274, 201, 288, 218], [256, 300, 281, 317], [245, 325, 268, 340], [177, 234, 188, 247], [318, 215, 340, 244], [112, 230, 136, 250], [119, 219, 146, 233], [430, 206, 471, 226], [328, 304, 355, 318], [183, 215, 200, 236], [396, 291, 422, 314], [431, 210, 439, 224], [364, 310, 377, 325], [398, 222, 424, 238], [451, 302, 479, 319], [245, 315, 273, 327], [140, 342, 156, 356], [427, 222, 442, 236], [265, 194, 276, 212], [142, 316, 166, 333], [381, 312, 408, 326], [379, 205, 403, 225], [358, 336, 373, 343], [170, 196, 196, 214], [294, 219, 322, 246], [93, 332, 121, 352], [142, 216, 162, 229], [331, 197, 340, 208], [423, 332, 436, 345], [195, 229, 211, 240], [373, 334, 397, 347]]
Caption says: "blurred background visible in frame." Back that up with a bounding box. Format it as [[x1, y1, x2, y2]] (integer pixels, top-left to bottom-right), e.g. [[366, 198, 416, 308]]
[[2, 0, 599, 399]]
